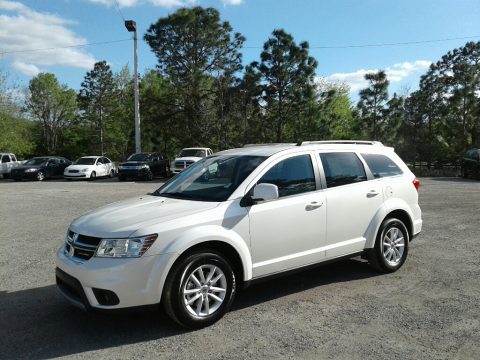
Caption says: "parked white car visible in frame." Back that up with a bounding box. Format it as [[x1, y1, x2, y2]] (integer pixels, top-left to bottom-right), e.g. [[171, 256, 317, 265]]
[[64, 156, 115, 180], [0, 153, 20, 178], [171, 147, 212, 174], [56, 141, 422, 328]]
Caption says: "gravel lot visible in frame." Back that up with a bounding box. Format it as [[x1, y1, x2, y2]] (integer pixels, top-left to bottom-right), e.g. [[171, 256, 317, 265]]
[[0, 177, 479, 360]]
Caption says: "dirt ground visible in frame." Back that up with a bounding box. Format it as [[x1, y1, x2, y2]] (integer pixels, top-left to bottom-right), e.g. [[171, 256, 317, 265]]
[[0, 177, 479, 360]]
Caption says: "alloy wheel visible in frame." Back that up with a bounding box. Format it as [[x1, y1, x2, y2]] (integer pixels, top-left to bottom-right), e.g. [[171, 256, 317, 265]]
[[382, 226, 406, 266], [182, 265, 227, 317]]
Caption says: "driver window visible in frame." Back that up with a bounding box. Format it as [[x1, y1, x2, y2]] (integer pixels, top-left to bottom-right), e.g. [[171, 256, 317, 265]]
[[258, 155, 316, 198]]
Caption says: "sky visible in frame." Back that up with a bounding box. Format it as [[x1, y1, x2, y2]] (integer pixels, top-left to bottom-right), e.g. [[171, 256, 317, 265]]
[[1, 0, 480, 99]]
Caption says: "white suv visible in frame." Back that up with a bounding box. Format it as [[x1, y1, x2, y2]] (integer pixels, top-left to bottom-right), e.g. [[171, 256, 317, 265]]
[[56, 141, 422, 328]]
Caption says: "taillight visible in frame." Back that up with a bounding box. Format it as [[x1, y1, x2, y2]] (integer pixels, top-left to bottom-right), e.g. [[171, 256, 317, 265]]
[[413, 178, 420, 191]]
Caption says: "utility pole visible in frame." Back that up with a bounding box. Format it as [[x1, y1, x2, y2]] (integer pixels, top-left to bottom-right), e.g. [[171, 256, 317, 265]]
[[125, 20, 141, 153]]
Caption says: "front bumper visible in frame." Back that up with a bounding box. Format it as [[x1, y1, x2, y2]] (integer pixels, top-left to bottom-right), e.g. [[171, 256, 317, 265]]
[[55, 247, 176, 309], [10, 171, 37, 180], [64, 174, 88, 179], [118, 168, 150, 178]]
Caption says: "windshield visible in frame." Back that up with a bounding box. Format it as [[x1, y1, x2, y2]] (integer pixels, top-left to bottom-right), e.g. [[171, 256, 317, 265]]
[[24, 158, 49, 166], [155, 155, 266, 202], [75, 157, 96, 165], [179, 149, 206, 158], [128, 153, 150, 161]]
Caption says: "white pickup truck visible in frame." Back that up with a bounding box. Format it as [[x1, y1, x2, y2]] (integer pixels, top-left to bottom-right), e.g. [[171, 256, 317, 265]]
[[171, 147, 213, 175], [0, 153, 20, 178]]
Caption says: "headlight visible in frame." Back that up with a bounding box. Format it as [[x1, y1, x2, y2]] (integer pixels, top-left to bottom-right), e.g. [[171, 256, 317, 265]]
[[81, 168, 89, 172], [136, 164, 149, 170], [95, 234, 158, 258], [25, 168, 37, 172]]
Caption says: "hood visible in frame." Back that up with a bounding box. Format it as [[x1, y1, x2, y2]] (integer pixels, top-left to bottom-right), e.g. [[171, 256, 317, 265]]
[[120, 161, 149, 166], [66, 164, 93, 171], [174, 157, 203, 162], [71, 195, 219, 238], [14, 164, 44, 170]]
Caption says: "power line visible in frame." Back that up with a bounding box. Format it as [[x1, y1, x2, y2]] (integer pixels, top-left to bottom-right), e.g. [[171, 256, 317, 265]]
[[112, 0, 126, 22], [0, 39, 131, 56], [244, 35, 480, 49]]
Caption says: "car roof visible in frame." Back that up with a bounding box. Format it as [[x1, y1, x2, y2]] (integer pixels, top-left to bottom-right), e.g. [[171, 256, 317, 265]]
[[79, 156, 102, 158], [216, 141, 391, 157]]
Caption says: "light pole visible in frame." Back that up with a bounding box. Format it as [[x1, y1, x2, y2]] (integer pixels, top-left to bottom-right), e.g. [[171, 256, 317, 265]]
[[125, 20, 141, 154]]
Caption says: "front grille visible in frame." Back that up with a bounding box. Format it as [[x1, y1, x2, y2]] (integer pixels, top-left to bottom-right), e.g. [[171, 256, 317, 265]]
[[65, 231, 102, 261], [175, 161, 194, 168], [69, 169, 79, 173]]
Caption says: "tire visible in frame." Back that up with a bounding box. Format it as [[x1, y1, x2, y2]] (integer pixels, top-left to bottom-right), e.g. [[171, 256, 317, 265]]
[[146, 171, 154, 181], [162, 251, 236, 329], [36, 171, 45, 181], [90, 171, 96, 181], [367, 218, 409, 273], [462, 167, 468, 178], [109, 170, 115, 178]]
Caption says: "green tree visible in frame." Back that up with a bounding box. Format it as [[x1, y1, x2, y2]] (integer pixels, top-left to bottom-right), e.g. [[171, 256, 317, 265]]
[[144, 6, 245, 147], [26, 73, 77, 154], [249, 29, 318, 142], [78, 61, 118, 156], [357, 71, 389, 140]]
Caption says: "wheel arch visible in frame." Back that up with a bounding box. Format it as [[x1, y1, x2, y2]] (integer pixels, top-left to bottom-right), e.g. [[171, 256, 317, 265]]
[[365, 202, 414, 249]]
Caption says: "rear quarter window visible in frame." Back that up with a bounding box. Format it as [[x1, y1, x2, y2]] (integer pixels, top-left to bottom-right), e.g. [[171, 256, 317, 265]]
[[361, 153, 403, 178]]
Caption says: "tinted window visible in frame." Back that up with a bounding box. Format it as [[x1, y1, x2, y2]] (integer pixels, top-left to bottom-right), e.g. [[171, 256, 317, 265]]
[[2, 155, 10, 163], [128, 153, 151, 161], [25, 158, 49, 166], [320, 152, 367, 188], [103, 157, 111, 163], [258, 155, 316, 198], [361, 153, 403, 178]]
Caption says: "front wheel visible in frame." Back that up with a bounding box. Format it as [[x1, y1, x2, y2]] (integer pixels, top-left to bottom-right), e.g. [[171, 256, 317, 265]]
[[36, 171, 45, 181], [367, 218, 409, 273], [89, 171, 96, 181], [162, 251, 236, 329]]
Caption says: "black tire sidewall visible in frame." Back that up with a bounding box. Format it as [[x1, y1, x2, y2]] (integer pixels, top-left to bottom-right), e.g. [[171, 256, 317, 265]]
[[167, 252, 236, 329], [375, 218, 409, 272]]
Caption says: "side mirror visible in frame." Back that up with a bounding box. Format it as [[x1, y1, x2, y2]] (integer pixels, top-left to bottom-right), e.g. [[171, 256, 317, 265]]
[[253, 183, 279, 202]]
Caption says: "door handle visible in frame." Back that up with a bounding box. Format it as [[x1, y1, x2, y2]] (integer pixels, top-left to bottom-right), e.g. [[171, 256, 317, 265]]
[[367, 190, 380, 198], [305, 201, 323, 211]]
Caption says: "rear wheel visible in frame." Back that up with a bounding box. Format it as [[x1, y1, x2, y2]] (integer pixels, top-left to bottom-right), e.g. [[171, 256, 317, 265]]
[[367, 218, 409, 273], [109, 169, 115, 178], [162, 251, 236, 329]]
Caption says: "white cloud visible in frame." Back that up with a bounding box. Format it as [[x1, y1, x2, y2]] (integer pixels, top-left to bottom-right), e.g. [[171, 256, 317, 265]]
[[88, 0, 240, 8], [324, 60, 432, 93], [0, 0, 96, 76], [11, 61, 40, 76]]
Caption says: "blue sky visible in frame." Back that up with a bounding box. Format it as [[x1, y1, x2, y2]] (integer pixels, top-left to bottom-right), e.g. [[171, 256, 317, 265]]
[[1, 0, 480, 98]]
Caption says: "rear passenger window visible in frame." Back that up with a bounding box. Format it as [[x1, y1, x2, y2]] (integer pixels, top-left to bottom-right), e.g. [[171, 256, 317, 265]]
[[361, 154, 403, 178], [320, 152, 367, 188], [259, 155, 316, 197]]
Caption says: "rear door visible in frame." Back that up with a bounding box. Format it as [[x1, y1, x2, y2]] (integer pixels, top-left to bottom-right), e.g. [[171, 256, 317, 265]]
[[319, 152, 384, 258]]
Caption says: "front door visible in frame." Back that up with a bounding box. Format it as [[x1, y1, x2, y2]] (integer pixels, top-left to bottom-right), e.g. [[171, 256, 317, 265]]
[[248, 153, 327, 278]]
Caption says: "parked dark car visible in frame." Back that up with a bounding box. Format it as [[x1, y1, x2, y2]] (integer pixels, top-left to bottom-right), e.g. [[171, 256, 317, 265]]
[[10, 156, 72, 181], [117, 152, 170, 181], [461, 148, 480, 179]]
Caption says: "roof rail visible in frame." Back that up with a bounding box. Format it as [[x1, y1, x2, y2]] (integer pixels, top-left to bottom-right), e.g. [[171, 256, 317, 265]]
[[297, 140, 384, 146], [243, 143, 296, 148]]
